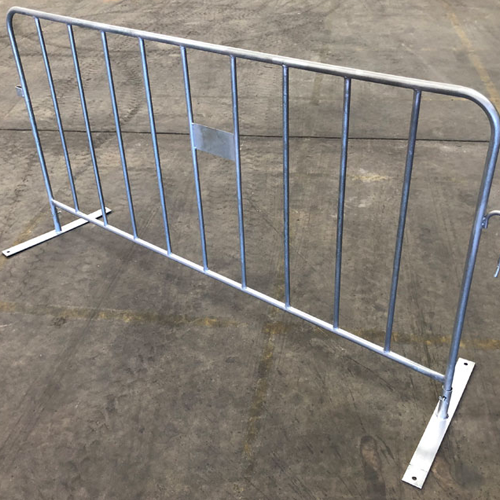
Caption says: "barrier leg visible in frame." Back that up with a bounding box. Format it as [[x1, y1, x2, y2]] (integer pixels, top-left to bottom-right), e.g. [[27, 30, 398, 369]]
[[402, 358, 475, 488], [5, 18, 112, 258], [2, 207, 111, 257]]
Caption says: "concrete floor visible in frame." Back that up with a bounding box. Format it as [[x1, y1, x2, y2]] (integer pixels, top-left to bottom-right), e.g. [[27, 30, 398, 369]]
[[1, 0, 500, 498]]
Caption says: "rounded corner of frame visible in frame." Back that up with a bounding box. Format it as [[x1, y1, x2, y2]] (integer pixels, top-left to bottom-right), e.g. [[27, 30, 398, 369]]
[[6, 6, 20, 25], [460, 86, 500, 131]]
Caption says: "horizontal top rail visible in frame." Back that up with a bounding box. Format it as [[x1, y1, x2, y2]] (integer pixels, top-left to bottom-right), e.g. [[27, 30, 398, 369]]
[[6, 6, 500, 130]]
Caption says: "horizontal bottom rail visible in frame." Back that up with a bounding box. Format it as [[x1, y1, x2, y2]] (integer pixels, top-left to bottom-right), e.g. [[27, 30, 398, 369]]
[[52, 198, 445, 383]]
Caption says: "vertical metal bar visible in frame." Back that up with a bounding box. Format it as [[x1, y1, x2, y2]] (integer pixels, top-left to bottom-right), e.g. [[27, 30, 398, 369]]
[[283, 65, 290, 307], [7, 16, 61, 232], [384, 89, 422, 352], [180, 45, 208, 270], [67, 24, 108, 225], [438, 119, 500, 418], [138, 38, 172, 253], [230, 56, 247, 288], [333, 77, 351, 328], [102, 31, 137, 238], [35, 17, 79, 212]]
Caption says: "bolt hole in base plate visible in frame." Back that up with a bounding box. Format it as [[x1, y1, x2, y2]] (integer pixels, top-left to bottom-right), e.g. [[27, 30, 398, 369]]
[[402, 358, 475, 489], [2, 208, 111, 257]]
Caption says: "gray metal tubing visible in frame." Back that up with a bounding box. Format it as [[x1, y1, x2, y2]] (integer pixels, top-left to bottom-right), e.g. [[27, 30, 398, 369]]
[[8, 7, 500, 396], [181, 45, 208, 271], [7, 13, 61, 232], [283, 65, 290, 307], [138, 38, 172, 254], [67, 24, 108, 226], [439, 131, 500, 418], [333, 77, 351, 329], [35, 17, 79, 212], [102, 31, 137, 238], [482, 209, 500, 228], [51, 197, 446, 383], [230, 56, 247, 288], [7, 7, 500, 115], [384, 90, 422, 352]]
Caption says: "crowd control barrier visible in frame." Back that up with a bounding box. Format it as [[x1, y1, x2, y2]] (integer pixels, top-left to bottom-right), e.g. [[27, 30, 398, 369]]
[[4, 7, 500, 488]]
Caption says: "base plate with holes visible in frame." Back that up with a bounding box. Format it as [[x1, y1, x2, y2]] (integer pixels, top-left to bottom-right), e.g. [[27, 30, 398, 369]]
[[2, 207, 111, 257], [402, 358, 475, 489]]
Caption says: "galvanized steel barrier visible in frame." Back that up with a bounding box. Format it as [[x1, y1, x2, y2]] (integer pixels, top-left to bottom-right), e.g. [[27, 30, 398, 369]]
[[4, 7, 500, 489]]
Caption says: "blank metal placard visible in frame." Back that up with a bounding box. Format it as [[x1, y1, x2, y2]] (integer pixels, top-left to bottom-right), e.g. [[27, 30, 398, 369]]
[[192, 123, 236, 161]]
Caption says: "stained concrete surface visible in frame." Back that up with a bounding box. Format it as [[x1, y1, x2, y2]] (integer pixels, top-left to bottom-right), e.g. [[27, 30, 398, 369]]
[[1, 0, 500, 499]]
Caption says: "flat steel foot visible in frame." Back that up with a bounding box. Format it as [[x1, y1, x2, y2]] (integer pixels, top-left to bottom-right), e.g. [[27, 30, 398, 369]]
[[2, 207, 111, 257], [402, 357, 474, 489]]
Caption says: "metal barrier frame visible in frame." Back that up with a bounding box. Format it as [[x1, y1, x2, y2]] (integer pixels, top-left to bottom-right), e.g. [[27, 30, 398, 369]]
[[4, 6, 499, 489]]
